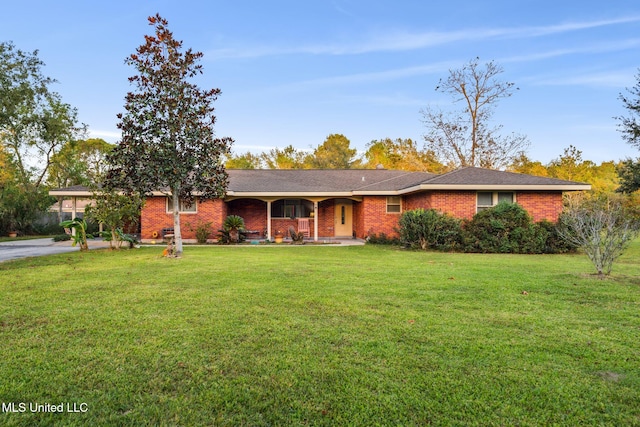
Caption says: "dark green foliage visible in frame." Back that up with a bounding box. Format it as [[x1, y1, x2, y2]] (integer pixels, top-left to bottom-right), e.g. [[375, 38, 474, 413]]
[[536, 219, 578, 254], [616, 158, 640, 194], [365, 232, 401, 245], [34, 223, 66, 236], [395, 205, 571, 254], [398, 208, 462, 251], [104, 15, 233, 256], [617, 69, 640, 150], [219, 215, 245, 244], [0, 184, 53, 235], [186, 220, 213, 244], [463, 202, 541, 253], [223, 215, 245, 231], [52, 234, 71, 242]]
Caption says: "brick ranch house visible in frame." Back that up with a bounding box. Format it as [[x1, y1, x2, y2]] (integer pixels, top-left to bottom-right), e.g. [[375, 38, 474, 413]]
[[50, 167, 590, 242]]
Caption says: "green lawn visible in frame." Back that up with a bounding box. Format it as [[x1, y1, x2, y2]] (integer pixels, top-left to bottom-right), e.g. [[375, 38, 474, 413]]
[[1, 242, 639, 426]]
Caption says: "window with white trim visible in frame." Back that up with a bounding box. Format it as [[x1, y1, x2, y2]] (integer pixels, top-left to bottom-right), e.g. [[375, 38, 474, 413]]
[[166, 197, 197, 213], [386, 196, 401, 213], [476, 192, 514, 212]]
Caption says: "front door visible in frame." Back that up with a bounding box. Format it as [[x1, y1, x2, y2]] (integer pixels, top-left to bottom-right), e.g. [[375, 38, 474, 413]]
[[334, 200, 353, 237]]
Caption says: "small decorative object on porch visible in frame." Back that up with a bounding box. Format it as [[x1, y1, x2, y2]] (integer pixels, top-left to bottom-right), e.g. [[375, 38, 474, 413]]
[[274, 230, 284, 244], [288, 226, 305, 245]]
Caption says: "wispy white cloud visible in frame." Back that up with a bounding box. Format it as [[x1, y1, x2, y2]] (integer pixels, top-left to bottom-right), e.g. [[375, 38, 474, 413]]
[[206, 15, 640, 60], [89, 129, 121, 142], [529, 70, 636, 88], [276, 61, 454, 91], [501, 38, 640, 63]]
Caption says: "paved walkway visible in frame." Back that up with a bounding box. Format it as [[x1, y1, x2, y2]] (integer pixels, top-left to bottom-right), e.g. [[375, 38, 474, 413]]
[[0, 238, 112, 263]]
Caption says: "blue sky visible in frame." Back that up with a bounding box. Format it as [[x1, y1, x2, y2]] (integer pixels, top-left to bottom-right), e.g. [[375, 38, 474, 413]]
[[2, 0, 639, 164]]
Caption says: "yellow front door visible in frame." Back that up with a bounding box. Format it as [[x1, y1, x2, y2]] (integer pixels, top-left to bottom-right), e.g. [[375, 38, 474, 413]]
[[334, 200, 353, 237]]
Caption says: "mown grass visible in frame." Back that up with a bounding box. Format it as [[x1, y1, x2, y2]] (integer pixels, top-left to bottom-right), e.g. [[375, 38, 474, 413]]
[[1, 241, 639, 426]]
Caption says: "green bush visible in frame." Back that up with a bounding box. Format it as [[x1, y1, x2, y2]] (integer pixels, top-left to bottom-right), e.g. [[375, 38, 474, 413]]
[[52, 234, 71, 242], [462, 202, 543, 254], [536, 219, 577, 254], [398, 209, 462, 251], [366, 232, 401, 245], [187, 220, 213, 244], [389, 204, 579, 254]]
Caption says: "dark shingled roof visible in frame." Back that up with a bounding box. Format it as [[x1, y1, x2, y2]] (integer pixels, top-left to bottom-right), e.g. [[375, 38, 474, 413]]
[[49, 167, 591, 196], [422, 167, 589, 186], [49, 185, 93, 193], [227, 169, 435, 193]]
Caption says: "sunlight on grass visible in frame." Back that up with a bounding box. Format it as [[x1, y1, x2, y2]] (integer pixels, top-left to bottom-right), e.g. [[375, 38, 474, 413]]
[[1, 242, 639, 425]]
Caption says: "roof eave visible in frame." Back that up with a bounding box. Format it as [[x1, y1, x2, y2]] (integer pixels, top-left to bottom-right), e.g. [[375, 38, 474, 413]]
[[226, 191, 355, 197], [48, 190, 94, 197], [415, 184, 592, 191]]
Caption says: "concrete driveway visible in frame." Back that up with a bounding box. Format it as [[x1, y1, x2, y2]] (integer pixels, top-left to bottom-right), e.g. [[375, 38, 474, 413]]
[[0, 238, 111, 263]]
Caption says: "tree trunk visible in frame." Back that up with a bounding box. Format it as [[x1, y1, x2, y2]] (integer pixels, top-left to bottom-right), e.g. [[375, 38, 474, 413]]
[[172, 190, 183, 257]]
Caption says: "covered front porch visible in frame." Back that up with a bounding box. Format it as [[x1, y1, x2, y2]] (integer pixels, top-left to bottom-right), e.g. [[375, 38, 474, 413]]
[[226, 196, 361, 242]]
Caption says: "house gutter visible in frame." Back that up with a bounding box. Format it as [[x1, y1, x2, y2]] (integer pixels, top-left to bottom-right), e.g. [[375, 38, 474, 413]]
[[395, 184, 592, 194]]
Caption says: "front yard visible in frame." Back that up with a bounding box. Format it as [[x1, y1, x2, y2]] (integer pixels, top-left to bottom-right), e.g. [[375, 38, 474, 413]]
[[1, 243, 639, 425]]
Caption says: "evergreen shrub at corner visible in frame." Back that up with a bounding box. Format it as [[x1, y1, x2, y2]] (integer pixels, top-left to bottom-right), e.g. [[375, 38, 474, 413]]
[[462, 202, 545, 254], [398, 209, 462, 251]]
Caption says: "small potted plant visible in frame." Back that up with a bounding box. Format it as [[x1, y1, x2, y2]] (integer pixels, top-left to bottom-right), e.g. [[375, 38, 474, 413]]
[[274, 230, 284, 244], [7, 220, 18, 238]]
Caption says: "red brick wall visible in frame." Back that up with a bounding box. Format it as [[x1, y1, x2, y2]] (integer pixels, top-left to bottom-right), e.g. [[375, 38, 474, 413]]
[[317, 200, 335, 237], [404, 192, 432, 211], [141, 197, 226, 240], [428, 191, 477, 220], [516, 192, 564, 222], [141, 192, 566, 241], [353, 200, 363, 238], [229, 199, 267, 236], [403, 191, 563, 222], [360, 196, 402, 238]]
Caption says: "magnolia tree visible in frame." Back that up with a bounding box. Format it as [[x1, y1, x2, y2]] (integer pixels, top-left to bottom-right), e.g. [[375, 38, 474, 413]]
[[558, 194, 640, 277], [105, 14, 233, 256]]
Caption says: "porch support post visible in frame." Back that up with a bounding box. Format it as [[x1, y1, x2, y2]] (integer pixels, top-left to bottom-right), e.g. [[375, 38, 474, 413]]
[[72, 196, 77, 220], [313, 201, 318, 242], [266, 200, 272, 241], [71, 196, 77, 237]]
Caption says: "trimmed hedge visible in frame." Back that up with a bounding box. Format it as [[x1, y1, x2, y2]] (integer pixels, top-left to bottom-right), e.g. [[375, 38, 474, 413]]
[[395, 204, 576, 254]]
